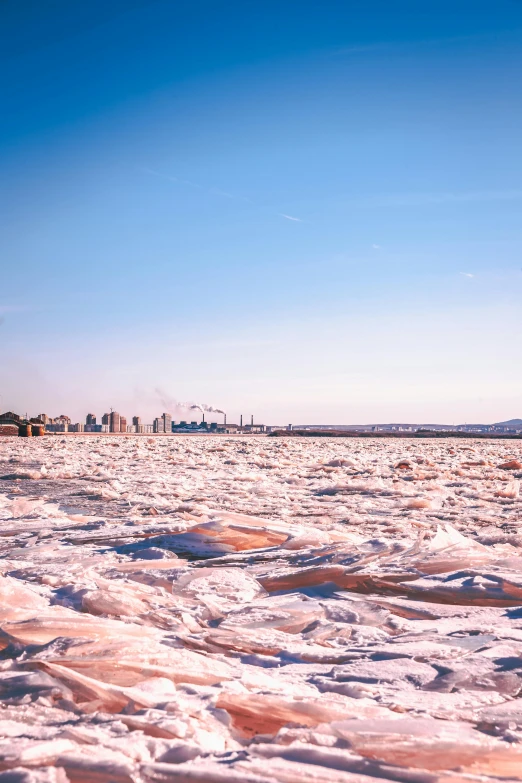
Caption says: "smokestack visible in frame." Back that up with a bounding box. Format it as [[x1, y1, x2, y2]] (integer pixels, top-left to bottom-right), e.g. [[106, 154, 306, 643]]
[[251, 414, 253, 426], [202, 412, 205, 424], [224, 413, 226, 426], [240, 415, 243, 427]]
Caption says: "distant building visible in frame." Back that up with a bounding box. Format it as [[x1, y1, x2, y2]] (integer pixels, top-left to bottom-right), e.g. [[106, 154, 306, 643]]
[[132, 416, 143, 434], [86, 413, 96, 426], [85, 424, 102, 432], [243, 424, 265, 433], [38, 414, 49, 425], [46, 423, 68, 433], [46, 415, 70, 432], [144, 424, 154, 433], [0, 424, 18, 437], [69, 423, 84, 433], [101, 424, 110, 433], [120, 416, 127, 433], [219, 423, 240, 433], [172, 421, 207, 432], [101, 413, 110, 426], [109, 411, 120, 433], [152, 413, 173, 433], [0, 412, 21, 423]]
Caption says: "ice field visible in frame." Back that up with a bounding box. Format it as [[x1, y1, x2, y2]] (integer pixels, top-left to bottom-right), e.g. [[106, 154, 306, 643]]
[[0, 434, 521, 782]]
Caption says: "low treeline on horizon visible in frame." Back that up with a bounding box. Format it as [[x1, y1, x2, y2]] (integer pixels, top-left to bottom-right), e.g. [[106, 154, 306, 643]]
[[269, 429, 522, 440]]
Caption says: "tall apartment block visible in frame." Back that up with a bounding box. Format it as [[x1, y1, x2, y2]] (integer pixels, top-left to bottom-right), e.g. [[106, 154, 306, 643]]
[[109, 411, 120, 433], [132, 415, 144, 434]]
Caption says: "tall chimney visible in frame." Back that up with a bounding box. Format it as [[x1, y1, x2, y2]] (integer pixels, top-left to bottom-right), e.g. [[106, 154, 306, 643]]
[[202, 412, 205, 424], [224, 413, 226, 426], [240, 414, 243, 427], [251, 414, 253, 426]]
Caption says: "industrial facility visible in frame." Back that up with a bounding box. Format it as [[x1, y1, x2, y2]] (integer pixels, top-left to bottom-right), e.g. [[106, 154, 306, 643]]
[[0, 410, 266, 436]]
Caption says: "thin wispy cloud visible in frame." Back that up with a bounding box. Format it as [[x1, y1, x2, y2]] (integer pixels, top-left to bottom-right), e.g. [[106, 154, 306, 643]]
[[143, 167, 304, 224], [372, 244, 381, 249], [347, 190, 522, 208], [332, 30, 514, 59], [141, 167, 252, 203], [209, 187, 235, 199], [460, 272, 475, 278]]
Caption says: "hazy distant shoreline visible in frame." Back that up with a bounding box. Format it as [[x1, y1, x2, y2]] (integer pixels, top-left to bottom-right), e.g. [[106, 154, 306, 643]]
[[269, 429, 522, 440], [37, 430, 522, 440]]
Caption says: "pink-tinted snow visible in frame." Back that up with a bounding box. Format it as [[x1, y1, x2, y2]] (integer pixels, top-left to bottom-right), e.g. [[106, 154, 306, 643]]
[[0, 434, 521, 782]]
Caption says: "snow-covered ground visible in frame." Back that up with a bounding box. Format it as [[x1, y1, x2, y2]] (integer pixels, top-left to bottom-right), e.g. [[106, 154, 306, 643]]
[[0, 434, 521, 782]]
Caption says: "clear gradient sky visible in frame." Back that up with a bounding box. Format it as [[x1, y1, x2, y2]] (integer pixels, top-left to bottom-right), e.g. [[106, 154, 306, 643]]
[[2, 0, 521, 425]]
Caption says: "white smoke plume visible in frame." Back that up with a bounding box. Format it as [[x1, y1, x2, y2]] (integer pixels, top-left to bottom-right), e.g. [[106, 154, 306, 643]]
[[155, 388, 225, 416], [189, 403, 226, 415]]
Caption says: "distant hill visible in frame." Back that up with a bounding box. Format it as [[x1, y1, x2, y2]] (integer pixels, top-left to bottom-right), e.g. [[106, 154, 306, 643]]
[[494, 419, 522, 427]]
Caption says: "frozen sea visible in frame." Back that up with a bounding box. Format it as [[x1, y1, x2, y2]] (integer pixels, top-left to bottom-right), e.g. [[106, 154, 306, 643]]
[[0, 434, 521, 782]]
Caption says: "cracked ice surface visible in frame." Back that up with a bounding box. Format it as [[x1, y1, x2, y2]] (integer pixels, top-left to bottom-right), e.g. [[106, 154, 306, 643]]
[[0, 435, 521, 782]]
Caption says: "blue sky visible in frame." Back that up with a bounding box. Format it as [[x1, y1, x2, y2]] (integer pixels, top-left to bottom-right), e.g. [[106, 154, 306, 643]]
[[1, 0, 521, 424]]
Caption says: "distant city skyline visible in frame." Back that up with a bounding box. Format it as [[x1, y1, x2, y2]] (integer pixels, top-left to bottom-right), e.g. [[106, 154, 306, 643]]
[[2, 407, 521, 436], [1, 0, 521, 422]]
